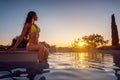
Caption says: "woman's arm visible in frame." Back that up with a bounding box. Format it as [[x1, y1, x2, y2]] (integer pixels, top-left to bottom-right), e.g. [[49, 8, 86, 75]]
[[10, 23, 31, 50]]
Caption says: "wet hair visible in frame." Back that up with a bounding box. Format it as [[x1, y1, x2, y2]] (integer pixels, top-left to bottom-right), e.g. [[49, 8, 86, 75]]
[[25, 11, 36, 24]]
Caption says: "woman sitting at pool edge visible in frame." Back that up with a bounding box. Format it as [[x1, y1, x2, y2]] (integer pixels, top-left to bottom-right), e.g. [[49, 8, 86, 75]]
[[10, 11, 49, 63]]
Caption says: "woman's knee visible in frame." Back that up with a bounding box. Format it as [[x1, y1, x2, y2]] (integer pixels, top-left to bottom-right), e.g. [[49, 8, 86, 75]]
[[38, 45, 44, 52], [46, 48, 49, 54]]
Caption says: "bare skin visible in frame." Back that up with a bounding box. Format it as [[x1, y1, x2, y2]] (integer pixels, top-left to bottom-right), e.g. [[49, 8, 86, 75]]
[[26, 23, 49, 62], [10, 14, 49, 63]]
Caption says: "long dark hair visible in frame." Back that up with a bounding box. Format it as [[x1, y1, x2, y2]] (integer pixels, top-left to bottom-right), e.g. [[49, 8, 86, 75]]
[[24, 11, 36, 39], [25, 11, 36, 24]]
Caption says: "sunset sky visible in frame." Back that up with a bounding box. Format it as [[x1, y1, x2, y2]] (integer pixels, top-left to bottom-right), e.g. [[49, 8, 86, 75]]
[[0, 0, 120, 47]]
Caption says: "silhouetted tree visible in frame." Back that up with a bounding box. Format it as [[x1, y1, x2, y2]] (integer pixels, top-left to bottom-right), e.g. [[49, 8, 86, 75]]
[[71, 38, 80, 49], [111, 14, 119, 46], [40, 41, 50, 48], [82, 34, 108, 48]]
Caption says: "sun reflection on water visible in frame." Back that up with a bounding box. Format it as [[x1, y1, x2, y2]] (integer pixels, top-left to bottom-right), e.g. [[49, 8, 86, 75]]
[[49, 51, 114, 71]]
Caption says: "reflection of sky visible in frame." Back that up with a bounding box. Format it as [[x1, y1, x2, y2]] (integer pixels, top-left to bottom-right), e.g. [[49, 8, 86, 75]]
[[0, 0, 120, 46], [49, 52, 114, 70]]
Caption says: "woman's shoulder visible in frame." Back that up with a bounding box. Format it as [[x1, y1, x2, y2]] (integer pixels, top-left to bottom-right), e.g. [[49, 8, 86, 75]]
[[25, 23, 32, 26], [24, 23, 32, 28]]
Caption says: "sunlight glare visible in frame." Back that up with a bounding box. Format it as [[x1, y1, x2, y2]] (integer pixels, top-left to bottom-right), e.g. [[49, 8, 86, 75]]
[[78, 41, 85, 47]]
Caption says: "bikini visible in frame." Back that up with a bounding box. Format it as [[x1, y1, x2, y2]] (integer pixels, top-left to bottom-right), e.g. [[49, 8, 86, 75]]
[[30, 24, 40, 33], [27, 24, 40, 46]]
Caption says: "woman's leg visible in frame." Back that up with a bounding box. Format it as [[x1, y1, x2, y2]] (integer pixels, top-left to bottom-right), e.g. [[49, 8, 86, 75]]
[[26, 44, 45, 62], [42, 46, 49, 60]]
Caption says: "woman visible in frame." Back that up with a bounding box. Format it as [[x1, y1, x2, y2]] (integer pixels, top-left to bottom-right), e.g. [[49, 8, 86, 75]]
[[10, 11, 49, 63]]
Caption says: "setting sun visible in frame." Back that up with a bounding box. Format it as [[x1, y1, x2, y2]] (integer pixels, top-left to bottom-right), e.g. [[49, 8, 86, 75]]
[[78, 41, 85, 47]]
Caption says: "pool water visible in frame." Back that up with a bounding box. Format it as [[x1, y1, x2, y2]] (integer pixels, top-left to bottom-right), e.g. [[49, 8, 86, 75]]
[[44, 50, 120, 80]]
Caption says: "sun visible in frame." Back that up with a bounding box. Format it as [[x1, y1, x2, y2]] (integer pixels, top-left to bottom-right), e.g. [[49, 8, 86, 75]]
[[78, 41, 85, 47]]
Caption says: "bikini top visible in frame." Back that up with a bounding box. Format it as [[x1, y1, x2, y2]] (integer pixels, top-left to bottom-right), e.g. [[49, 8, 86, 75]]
[[30, 24, 40, 34]]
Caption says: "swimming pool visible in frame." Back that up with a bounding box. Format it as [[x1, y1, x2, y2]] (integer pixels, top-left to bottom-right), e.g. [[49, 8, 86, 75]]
[[0, 50, 120, 80], [44, 50, 120, 80]]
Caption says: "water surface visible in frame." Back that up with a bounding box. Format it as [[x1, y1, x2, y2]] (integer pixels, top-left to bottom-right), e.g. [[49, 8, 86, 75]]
[[44, 50, 120, 80], [1, 50, 120, 80]]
